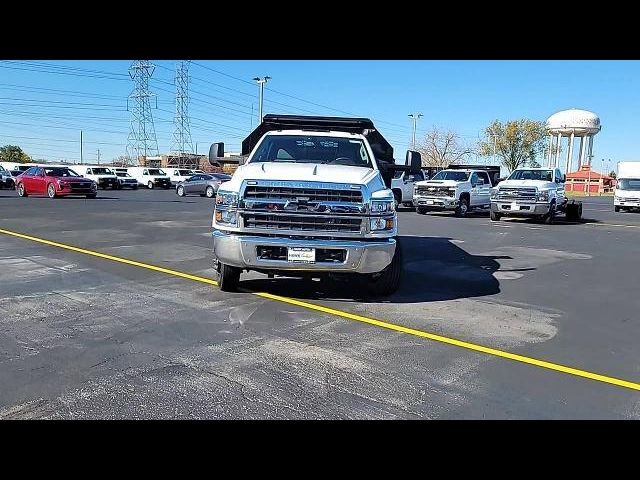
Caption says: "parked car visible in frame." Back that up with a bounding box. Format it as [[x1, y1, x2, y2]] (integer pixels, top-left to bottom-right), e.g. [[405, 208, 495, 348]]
[[77, 165, 119, 189], [15, 166, 98, 198], [176, 173, 231, 197], [114, 171, 139, 189], [0, 166, 13, 189], [126, 167, 172, 189], [165, 168, 194, 185]]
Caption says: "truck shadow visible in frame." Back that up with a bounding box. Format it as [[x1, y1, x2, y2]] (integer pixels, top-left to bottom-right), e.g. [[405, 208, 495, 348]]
[[240, 235, 505, 304]]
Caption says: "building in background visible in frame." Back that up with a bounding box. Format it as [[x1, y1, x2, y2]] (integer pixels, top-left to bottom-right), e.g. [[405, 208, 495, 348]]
[[565, 165, 615, 194]]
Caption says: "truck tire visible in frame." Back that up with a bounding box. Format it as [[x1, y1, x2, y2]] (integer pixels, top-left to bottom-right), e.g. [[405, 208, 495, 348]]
[[416, 207, 428, 215], [147, 181, 154, 189], [392, 191, 401, 211], [545, 202, 556, 224], [455, 196, 469, 217], [367, 241, 402, 296], [615, 205, 620, 212], [490, 210, 501, 221], [218, 263, 241, 292]]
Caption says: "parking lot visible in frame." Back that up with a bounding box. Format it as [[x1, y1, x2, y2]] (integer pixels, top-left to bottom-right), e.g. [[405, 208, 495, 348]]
[[1, 189, 639, 419]]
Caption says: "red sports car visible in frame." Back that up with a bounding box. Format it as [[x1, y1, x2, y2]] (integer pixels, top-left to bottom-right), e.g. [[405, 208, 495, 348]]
[[16, 166, 98, 198]]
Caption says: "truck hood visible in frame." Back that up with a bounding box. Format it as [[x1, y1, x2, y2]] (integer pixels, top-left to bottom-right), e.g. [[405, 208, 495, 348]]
[[221, 162, 378, 191], [497, 179, 554, 190], [92, 175, 117, 180], [416, 179, 461, 188]]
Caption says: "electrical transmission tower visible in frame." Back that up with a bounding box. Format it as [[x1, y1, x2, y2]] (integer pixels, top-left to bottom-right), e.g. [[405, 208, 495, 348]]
[[171, 61, 194, 167], [127, 60, 159, 163]]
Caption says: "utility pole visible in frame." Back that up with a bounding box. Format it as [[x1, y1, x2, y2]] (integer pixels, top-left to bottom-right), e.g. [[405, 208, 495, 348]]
[[408, 113, 423, 149], [80, 130, 83, 165], [253, 76, 271, 123], [97, 149, 100, 164]]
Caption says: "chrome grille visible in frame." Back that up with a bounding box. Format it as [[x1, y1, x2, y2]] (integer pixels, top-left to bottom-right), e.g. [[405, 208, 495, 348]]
[[243, 185, 363, 203], [243, 212, 362, 233], [415, 185, 454, 197], [497, 187, 537, 200]]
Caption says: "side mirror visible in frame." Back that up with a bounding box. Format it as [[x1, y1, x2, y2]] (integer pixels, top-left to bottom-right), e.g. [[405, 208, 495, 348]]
[[406, 150, 422, 174], [561, 174, 566, 183], [209, 142, 224, 166]]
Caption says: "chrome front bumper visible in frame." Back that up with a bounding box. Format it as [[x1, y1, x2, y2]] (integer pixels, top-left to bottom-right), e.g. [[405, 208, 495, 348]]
[[413, 195, 458, 209], [491, 201, 550, 216], [615, 198, 640, 207], [212, 230, 396, 274]]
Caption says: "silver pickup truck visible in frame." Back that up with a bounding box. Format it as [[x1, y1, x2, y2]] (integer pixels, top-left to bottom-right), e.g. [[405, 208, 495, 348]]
[[210, 115, 422, 295]]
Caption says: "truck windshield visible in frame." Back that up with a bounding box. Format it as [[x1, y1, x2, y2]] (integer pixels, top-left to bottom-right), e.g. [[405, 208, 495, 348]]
[[431, 171, 469, 181], [250, 135, 372, 167], [617, 179, 640, 190], [92, 168, 113, 174], [509, 170, 553, 181], [148, 169, 165, 175]]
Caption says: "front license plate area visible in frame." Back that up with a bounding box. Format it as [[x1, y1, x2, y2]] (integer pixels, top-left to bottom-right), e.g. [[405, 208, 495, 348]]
[[288, 247, 315, 263]]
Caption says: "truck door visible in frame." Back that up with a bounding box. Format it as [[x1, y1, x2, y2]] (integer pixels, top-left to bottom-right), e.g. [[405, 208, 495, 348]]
[[469, 172, 481, 206], [476, 171, 491, 206], [555, 168, 565, 200]]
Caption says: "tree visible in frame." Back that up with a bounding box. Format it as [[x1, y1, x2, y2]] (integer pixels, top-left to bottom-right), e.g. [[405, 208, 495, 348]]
[[609, 170, 617, 179], [478, 120, 547, 173], [0, 145, 32, 163], [416, 127, 473, 168], [113, 154, 135, 167], [529, 159, 541, 168]]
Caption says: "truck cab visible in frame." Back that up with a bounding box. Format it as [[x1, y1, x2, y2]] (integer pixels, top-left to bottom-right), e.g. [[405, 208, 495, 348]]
[[165, 168, 194, 186], [391, 169, 428, 209], [126, 167, 172, 189], [614, 162, 640, 212], [490, 167, 582, 223], [79, 166, 119, 189], [210, 114, 422, 295], [413, 165, 499, 216]]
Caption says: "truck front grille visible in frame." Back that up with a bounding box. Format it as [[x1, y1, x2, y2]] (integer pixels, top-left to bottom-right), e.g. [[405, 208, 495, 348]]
[[415, 185, 454, 197], [244, 185, 363, 203], [497, 187, 537, 200], [243, 212, 362, 233]]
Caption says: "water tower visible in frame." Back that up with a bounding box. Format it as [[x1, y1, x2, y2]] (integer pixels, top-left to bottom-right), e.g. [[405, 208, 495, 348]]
[[545, 109, 601, 174]]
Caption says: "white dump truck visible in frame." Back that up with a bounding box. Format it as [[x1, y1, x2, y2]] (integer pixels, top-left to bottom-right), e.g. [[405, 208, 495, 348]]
[[490, 167, 582, 223], [614, 162, 640, 212], [210, 115, 423, 294]]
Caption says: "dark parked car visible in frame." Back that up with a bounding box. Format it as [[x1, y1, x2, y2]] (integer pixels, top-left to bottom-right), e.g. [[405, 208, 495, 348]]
[[16, 166, 98, 198], [115, 172, 139, 190], [176, 173, 232, 198]]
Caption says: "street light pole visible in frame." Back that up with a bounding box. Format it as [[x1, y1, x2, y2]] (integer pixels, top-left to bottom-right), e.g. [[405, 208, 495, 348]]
[[253, 76, 271, 124], [408, 113, 423, 149]]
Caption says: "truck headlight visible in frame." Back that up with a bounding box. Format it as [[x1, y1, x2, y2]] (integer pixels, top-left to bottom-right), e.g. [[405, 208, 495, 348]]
[[370, 217, 394, 231], [537, 190, 549, 202], [371, 200, 394, 213], [215, 191, 238, 207], [490, 189, 499, 200]]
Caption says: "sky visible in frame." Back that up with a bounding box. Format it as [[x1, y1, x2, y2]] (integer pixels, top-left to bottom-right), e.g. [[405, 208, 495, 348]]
[[1, 60, 638, 175]]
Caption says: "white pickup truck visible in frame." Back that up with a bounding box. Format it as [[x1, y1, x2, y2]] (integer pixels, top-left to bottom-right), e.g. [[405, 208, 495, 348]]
[[413, 166, 500, 216], [210, 115, 423, 295], [490, 167, 582, 223], [390, 169, 429, 209], [614, 162, 640, 212], [77, 165, 119, 189]]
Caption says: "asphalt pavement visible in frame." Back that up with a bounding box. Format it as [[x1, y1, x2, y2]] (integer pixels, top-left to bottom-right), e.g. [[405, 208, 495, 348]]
[[1, 189, 639, 419]]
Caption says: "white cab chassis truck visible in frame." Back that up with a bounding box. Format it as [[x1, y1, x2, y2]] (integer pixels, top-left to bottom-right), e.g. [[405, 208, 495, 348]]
[[77, 165, 119, 189], [490, 167, 582, 223], [614, 162, 640, 212], [413, 165, 500, 217], [390, 169, 429, 210], [210, 115, 423, 295]]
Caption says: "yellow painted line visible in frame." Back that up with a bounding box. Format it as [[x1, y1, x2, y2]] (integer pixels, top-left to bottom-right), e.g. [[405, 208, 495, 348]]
[[1, 226, 639, 393]]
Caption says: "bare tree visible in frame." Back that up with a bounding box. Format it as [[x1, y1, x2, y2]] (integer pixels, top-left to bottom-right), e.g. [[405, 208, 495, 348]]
[[113, 154, 135, 167], [416, 127, 473, 168]]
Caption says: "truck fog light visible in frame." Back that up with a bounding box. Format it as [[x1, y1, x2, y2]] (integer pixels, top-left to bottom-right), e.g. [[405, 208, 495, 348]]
[[215, 211, 222, 222], [370, 217, 391, 231]]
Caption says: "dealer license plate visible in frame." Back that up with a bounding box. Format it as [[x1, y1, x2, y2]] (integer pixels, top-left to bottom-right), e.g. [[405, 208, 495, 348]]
[[288, 247, 315, 263], [511, 201, 519, 211], [426, 200, 434, 205]]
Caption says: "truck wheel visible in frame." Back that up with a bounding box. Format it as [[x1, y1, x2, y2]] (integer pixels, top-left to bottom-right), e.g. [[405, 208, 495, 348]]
[[615, 206, 620, 212], [545, 203, 556, 224], [367, 241, 402, 296], [147, 181, 154, 189], [218, 263, 241, 292], [393, 191, 401, 211], [576, 202, 583, 221], [416, 207, 427, 215], [455, 197, 469, 217], [490, 210, 501, 221]]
